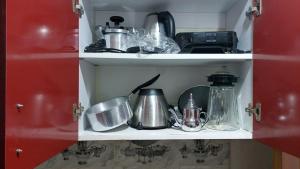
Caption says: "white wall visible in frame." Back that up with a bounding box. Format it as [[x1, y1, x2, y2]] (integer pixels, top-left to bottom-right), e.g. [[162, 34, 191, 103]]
[[80, 0, 253, 51], [226, 0, 253, 51], [94, 63, 243, 105], [230, 140, 273, 169], [94, 11, 226, 33]]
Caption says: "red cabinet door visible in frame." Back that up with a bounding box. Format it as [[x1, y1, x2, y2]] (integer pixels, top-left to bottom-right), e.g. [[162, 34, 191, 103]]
[[0, 0, 6, 168], [5, 0, 78, 168], [253, 0, 300, 157]]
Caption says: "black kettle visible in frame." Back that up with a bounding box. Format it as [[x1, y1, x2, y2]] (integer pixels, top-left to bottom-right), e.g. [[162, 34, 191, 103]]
[[144, 11, 176, 46]]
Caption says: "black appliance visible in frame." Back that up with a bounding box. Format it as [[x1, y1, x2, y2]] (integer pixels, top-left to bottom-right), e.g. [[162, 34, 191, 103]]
[[175, 31, 238, 53]]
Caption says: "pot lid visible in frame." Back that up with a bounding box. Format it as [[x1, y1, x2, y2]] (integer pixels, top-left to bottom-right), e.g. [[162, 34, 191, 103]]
[[208, 72, 238, 86], [138, 89, 164, 96]]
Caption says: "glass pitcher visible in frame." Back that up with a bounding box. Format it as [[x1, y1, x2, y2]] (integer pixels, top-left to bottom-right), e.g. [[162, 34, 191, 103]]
[[206, 72, 240, 131]]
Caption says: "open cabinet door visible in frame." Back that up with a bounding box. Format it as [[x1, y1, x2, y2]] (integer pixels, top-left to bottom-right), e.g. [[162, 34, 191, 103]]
[[253, 0, 300, 157], [0, 0, 6, 168], [5, 0, 78, 168]]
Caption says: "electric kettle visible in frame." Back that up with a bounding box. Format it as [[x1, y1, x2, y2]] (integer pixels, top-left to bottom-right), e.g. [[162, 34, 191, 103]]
[[144, 11, 176, 47], [130, 89, 171, 129]]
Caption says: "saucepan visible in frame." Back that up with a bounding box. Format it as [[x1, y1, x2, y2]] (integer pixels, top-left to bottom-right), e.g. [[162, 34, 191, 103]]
[[86, 74, 160, 132]]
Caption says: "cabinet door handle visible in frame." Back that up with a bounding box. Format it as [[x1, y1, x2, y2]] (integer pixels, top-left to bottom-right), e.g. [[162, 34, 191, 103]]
[[16, 148, 23, 157], [16, 103, 24, 109]]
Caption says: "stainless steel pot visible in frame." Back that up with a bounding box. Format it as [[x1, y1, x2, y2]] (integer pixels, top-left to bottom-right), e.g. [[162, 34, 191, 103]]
[[86, 97, 131, 131], [131, 88, 170, 129], [86, 74, 160, 132], [96, 16, 130, 51], [103, 28, 129, 51]]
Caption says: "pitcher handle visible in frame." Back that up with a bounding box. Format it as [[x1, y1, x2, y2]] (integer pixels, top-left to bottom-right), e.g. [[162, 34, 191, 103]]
[[200, 111, 209, 128]]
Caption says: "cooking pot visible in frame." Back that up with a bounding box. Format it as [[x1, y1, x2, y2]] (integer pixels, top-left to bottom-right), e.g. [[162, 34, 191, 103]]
[[96, 16, 130, 51], [103, 28, 129, 51]]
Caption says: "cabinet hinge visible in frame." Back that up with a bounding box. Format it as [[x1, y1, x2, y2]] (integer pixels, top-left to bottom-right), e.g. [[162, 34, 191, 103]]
[[73, 103, 84, 121], [246, 0, 262, 19], [245, 103, 262, 122], [72, 0, 84, 18]]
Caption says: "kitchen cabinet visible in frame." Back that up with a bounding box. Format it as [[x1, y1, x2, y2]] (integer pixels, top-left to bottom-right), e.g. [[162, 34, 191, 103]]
[[78, 0, 253, 140], [1, 0, 300, 168]]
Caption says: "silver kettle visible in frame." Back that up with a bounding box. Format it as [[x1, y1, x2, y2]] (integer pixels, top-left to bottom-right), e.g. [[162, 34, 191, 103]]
[[144, 11, 176, 47], [131, 89, 170, 129]]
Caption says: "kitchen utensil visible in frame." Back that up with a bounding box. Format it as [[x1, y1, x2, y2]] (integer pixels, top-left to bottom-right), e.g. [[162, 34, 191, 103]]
[[93, 16, 131, 51], [103, 16, 129, 51], [170, 93, 207, 132], [206, 71, 239, 131], [144, 11, 175, 47], [182, 93, 206, 131], [175, 31, 238, 53], [130, 88, 170, 129], [178, 86, 210, 114], [86, 74, 160, 131]]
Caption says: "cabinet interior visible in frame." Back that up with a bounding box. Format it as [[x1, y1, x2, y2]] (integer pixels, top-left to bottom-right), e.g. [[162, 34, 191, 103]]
[[79, 0, 253, 53], [79, 60, 253, 140], [78, 0, 254, 140]]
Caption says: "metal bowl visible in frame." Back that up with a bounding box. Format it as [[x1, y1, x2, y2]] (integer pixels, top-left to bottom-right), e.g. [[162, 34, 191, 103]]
[[86, 96, 133, 132]]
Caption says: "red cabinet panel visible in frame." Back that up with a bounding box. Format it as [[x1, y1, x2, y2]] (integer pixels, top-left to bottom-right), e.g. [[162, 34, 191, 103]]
[[5, 0, 78, 168], [0, 0, 6, 168], [253, 0, 300, 157]]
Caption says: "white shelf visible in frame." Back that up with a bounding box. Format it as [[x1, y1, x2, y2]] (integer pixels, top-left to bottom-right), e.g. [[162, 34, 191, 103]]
[[80, 53, 252, 66], [79, 126, 252, 141]]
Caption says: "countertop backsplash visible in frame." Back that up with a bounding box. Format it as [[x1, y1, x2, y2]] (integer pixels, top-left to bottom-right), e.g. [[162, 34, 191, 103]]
[[36, 140, 230, 169]]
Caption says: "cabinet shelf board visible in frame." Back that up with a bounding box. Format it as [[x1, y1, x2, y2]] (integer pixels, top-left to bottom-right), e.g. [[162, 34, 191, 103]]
[[80, 53, 252, 66], [79, 127, 252, 140]]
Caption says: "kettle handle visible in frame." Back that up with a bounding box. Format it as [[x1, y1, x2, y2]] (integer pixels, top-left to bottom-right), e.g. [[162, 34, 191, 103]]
[[158, 11, 176, 39], [130, 74, 160, 95]]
